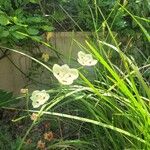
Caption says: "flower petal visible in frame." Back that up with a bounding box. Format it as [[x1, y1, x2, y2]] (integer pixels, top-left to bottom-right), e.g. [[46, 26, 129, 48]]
[[61, 64, 70, 70], [32, 100, 41, 108], [69, 69, 79, 80], [32, 90, 40, 96], [77, 51, 98, 66], [77, 58, 86, 66], [30, 90, 50, 108], [52, 64, 62, 79], [52, 64, 79, 85], [78, 51, 85, 59], [59, 78, 74, 85]]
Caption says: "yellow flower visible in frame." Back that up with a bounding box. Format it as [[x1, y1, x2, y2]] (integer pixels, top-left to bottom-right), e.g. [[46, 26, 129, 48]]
[[52, 64, 79, 85], [30, 113, 38, 121], [26, 139, 32, 145], [37, 140, 45, 149], [44, 131, 54, 141], [42, 53, 49, 62], [46, 32, 53, 41], [20, 88, 28, 94]]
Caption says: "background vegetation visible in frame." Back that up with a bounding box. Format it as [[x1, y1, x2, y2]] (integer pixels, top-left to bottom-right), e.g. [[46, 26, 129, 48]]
[[0, 0, 150, 149]]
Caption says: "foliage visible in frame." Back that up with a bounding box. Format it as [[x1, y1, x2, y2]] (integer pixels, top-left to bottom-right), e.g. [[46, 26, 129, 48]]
[[53, 0, 150, 31], [56, 0, 150, 65], [0, 121, 18, 150], [0, 0, 54, 47], [0, 0, 150, 150], [0, 89, 16, 107]]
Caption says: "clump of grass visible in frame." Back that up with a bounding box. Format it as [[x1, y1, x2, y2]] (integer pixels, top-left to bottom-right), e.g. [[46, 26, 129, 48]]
[[1, 1, 150, 150]]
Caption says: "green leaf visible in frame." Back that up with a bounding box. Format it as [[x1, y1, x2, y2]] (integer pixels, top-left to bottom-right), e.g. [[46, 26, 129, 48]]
[[31, 35, 42, 41], [0, 89, 14, 107], [29, 0, 40, 3], [118, 3, 150, 42], [13, 16, 28, 27], [0, 15, 10, 25], [26, 16, 43, 23], [9, 25, 21, 32], [41, 25, 54, 31], [12, 31, 27, 39], [0, 30, 9, 37], [26, 28, 39, 35], [0, 10, 5, 14]]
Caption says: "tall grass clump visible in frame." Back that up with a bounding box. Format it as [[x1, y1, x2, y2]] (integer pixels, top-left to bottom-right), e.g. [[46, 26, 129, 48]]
[[1, 1, 150, 150]]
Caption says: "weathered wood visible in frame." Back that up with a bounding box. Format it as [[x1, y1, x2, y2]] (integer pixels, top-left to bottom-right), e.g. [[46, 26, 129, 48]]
[[0, 32, 88, 93]]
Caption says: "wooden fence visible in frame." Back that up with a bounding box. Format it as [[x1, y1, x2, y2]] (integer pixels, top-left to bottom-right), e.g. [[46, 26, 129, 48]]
[[0, 32, 88, 94]]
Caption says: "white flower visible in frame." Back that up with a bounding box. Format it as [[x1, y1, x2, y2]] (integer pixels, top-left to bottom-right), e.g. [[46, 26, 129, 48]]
[[77, 51, 98, 66], [52, 64, 79, 85], [30, 90, 50, 108], [20, 88, 28, 94]]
